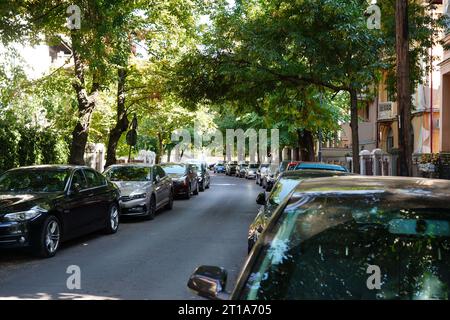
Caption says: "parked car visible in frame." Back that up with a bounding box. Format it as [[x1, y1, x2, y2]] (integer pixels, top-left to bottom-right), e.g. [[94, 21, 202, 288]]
[[214, 162, 226, 174], [0, 165, 120, 258], [245, 164, 259, 179], [286, 161, 301, 171], [256, 163, 270, 186], [235, 163, 248, 178], [225, 161, 238, 176], [187, 161, 210, 191], [103, 164, 173, 220], [161, 163, 199, 199], [261, 163, 280, 190], [249, 169, 352, 252], [188, 176, 450, 300], [295, 162, 348, 172]]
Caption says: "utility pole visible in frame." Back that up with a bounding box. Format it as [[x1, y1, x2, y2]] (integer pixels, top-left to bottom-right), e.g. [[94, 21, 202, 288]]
[[396, 0, 413, 176]]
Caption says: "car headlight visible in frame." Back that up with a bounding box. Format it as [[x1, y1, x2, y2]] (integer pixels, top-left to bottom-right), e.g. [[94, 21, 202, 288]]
[[130, 193, 147, 200], [4, 208, 43, 222]]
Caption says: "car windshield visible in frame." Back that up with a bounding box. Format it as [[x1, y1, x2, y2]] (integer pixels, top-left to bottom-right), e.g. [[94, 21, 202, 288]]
[[0, 168, 70, 193], [239, 195, 450, 300], [249, 164, 259, 169], [189, 163, 203, 171], [161, 164, 186, 175], [104, 166, 151, 182]]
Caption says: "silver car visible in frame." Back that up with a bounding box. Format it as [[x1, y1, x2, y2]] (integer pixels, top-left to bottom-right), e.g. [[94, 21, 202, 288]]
[[103, 164, 173, 220]]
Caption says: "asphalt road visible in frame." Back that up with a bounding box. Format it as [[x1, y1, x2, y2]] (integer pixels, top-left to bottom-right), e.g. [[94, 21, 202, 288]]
[[0, 173, 261, 300]]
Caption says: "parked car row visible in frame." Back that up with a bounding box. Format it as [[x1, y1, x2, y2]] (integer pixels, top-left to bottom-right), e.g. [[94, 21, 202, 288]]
[[188, 163, 450, 300], [0, 160, 211, 258]]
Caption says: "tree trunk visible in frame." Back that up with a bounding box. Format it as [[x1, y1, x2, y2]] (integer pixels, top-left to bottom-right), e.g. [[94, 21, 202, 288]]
[[68, 46, 99, 165], [396, 0, 413, 176], [105, 68, 129, 168], [350, 88, 361, 174], [156, 132, 163, 164], [298, 130, 315, 162]]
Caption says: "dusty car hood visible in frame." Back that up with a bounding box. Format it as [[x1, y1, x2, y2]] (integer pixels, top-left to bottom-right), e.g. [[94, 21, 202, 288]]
[[112, 181, 151, 196]]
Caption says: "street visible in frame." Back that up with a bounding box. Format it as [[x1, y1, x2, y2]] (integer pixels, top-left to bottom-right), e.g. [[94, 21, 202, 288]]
[[0, 174, 259, 300]]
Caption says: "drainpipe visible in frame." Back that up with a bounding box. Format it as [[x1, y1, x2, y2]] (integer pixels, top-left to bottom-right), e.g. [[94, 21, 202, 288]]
[[430, 44, 434, 154]]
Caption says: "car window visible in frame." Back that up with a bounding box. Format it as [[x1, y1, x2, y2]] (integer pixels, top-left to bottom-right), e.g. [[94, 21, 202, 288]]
[[71, 170, 88, 190], [83, 169, 105, 188], [157, 166, 166, 178], [95, 171, 107, 186]]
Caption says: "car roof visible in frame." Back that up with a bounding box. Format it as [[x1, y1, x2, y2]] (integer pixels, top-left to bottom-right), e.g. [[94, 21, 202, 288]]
[[106, 163, 153, 168], [280, 169, 352, 179], [291, 175, 450, 200], [7, 165, 88, 171], [296, 162, 347, 171]]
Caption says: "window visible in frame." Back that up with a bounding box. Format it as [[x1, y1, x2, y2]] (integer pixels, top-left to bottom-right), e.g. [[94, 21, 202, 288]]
[[83, 169, 105, 188], [157, 166, 166, 178], [71, 170, 88, 190]]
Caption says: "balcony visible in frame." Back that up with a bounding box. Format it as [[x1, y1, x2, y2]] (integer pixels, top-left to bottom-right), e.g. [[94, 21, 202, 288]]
[[378, 102, 397, 121]]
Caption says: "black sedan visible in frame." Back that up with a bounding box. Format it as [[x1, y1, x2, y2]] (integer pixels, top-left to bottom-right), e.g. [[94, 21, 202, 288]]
[[188, 176, 450, 300], [187, 161, 211, 192], [161, 163, 199, 199], [248, 169, 352, 252], [0, 165, 120, 258]]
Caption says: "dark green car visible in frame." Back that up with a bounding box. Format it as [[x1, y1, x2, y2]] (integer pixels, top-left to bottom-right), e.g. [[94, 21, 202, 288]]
[[189, 176, 450, 300]]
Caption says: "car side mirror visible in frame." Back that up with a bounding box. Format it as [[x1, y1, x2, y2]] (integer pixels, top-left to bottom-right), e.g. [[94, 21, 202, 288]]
[[187, 266, 228, 300], [155, 175, 161, 183], [256, 192, 266, 205]]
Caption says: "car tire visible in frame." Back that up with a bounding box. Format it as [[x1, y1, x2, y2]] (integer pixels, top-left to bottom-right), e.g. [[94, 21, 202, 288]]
[[144, 196, 156, 220], [105, 203, 120, 232], [205, 180, 210, 189], [199, 181, 205, 192], [165, 190, 174, 210], [33, 215, 61, 258]]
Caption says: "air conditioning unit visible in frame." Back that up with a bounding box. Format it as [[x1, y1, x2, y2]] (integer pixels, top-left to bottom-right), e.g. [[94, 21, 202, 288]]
[[378, 102, 395, 120]]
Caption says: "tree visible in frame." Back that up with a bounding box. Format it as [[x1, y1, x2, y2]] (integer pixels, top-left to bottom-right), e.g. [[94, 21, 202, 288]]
[[172, 0, 384, 173], [396, 0, 412, 177], [377, 0, 447, 175], [104, 0, 202, 167]]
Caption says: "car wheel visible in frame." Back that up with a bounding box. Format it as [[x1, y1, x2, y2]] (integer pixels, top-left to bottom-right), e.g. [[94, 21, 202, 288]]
[[105, 203, 120, 232], [165, 190, 174, 210], [145, 196, 156, 220], [199, 181, 205, 192], [34, 215, 61, 258], [205, 180, 210, 189]]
